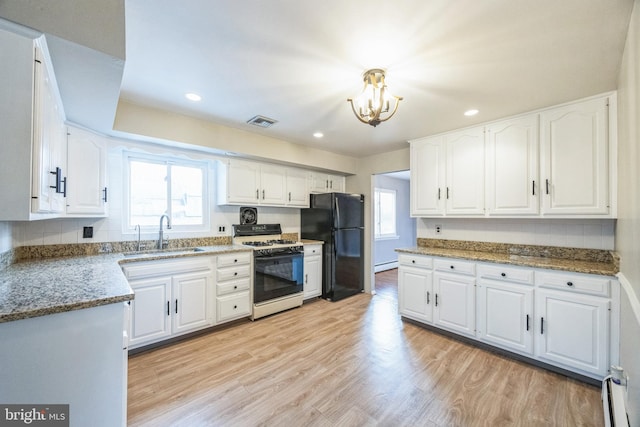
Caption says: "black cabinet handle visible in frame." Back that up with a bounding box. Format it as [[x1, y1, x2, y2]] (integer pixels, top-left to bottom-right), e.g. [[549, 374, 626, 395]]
[[234, 285, 238, 289], [526, 314, 529, 331], [446, 187, 450, 199], [61, 177, 67, 197], [167, 301, 170, 316], [501, 272, 506, 277], [567, 281, 573, 287], [545, 179, 550, 195], [102, 187, 108, 203], [541, 317, 544, 334], [289, 192, 291, 202], [412, 260, 415, 264], [234, 272, 238, 276], [256, 189, 259, 199], [262, 189, 265, 199], [427, 291, 430, 304], [234, 305, 238, 309], [305, 274, 308, 284], [175, 299, 178, 314], [450, 265, 454, 270], [438, 188, 441, 200], [435, 294, 438, 307], [532, 180, 535, 196]]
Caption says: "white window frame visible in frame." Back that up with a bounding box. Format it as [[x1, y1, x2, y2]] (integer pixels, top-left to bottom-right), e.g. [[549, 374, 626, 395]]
[[374, 187, 398, 240], [123, 152, 210, 234]]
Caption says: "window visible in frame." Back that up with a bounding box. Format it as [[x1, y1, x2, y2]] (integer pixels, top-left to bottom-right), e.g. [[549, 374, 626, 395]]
[[374, 188, 397, 239], [125, 153, 208, 231]]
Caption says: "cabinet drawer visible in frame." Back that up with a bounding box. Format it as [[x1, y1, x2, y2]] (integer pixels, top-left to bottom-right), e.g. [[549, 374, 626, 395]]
[[217, 264, 251, 282], [536, 271, 610, 297], [478, 263, 534, 285], [217, 252, 252, 268], [434, 258, 475, 276], [217, 291, 251, 322], [304, 245, 322, 257], [122, 257, 212, 280], [217, 277, 251, 296], [398, 254, 433, 269]]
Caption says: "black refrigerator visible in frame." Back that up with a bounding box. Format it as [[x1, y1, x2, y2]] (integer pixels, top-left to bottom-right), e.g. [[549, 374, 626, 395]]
[[300, 192, 364, 301]]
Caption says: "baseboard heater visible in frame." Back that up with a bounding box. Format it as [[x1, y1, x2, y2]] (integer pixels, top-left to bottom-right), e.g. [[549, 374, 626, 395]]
[[602, 377, 629, 427]]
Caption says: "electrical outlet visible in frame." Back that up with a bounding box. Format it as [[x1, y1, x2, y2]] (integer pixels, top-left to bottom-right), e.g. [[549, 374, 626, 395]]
[[435, 224, 442, 234], [82, 226, 93, 238], [217, 225, 226, 234]]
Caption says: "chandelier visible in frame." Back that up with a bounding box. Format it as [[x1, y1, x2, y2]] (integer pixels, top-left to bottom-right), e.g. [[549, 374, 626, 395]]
[[347, 68, 403, 127]]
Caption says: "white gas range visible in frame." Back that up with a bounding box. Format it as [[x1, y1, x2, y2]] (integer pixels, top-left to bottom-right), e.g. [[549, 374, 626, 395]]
[[233, 224, 304, 319]]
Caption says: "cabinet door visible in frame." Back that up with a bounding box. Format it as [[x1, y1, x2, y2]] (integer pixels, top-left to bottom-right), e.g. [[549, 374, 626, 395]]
[[172, 271, 212, 335], [433, 272, 475, 336], [445, 127, 485, 215], [477, 279, 534, 355], [225, 160, 261, 204], [31, 46, 65, 214], [129, 277, 172, 348], [398, 266, 433, 322], [286, 168, 309, 207], [328, 174, 345, 193], [260, 164, 287, 205], [303, 255, 322, 299], [309, 172, 329, 193], [540, 97, 609, 215], [66, 127, 108, 215], [410, 137, 445, 216], [535, 289, 609, 376], [486, 115, 539, 215]]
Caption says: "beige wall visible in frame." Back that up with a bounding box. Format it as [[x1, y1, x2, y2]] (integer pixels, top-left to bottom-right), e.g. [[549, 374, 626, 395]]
[[348, 148, 410, 292], [616, 0, 640, 424], [113, 100, 358, 175]]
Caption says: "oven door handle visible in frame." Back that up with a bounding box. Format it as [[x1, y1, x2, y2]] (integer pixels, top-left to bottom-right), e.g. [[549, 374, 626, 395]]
[[254, 253, 303, 262]]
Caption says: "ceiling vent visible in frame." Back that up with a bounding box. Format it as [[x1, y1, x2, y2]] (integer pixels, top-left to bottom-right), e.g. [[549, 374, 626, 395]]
[[247, 115, 278, 128]]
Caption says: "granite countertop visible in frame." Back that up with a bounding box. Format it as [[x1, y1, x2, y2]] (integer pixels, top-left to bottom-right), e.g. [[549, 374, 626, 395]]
[[300, 239, 324, 245], [0, 244, 252, 324], [396, 239, 619, 276]]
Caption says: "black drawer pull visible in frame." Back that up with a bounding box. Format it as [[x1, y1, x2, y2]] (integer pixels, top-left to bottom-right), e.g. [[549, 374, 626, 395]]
[[541, 317, 545, 334], [426, 291, 430, 304], [435, 294, 438, 307], [234, 305, 238, 309], [450, 265, 454, 270], [567, 281, 573, 287], [501, 272, 506, 277], [175, 299, 178, 314], [234, 272, 238, 276], [167, 301, 170, 316], [412, 260, 415, 264], [526, 314, 530, 331], [234, 285, 238, 289]]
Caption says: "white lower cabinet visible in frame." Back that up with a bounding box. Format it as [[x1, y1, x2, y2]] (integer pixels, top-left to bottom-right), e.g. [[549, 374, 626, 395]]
[[398, 254, 434, 322], [123, 257, 215, 349], [478, 279, 534, 355], [535, 288, 609, 377], [215, 252, 252, 323], [303, 244, 323, 299], [397, 253, 617, 380], [433, 269, 476, 338]]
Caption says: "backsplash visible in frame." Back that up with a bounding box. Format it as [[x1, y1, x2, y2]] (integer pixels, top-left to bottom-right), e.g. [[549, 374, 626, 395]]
[[417, 218, 615, 250], [0, 221, 12, 253]]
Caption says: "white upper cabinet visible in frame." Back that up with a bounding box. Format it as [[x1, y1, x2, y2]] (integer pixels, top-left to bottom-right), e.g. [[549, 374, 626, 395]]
[[409, 93, 616, 219], [445, 126, 485, 215], [0, 24, 67, 220], [309, 172, 345, 193], [66, 126, 108, 216], [217, 159, 287, 206], [540, 96, 611, 216], [410, 136, 445, 216], [286, 168, 310, 207], [486, 115, 539, 215]]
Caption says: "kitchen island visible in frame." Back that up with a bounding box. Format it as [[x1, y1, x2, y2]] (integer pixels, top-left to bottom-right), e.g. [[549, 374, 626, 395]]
[[0, 243, 251, 427]]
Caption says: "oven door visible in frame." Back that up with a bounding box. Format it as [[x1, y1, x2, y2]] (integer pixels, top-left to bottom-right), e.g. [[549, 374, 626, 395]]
[[254, 252, 303, 303]]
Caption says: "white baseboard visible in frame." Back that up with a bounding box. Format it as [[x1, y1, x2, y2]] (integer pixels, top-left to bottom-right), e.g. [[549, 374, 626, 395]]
[[375, 261, 398, 273]]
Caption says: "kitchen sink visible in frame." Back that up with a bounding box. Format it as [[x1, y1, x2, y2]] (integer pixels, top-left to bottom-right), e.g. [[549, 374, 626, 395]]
[[123, 247, 207, 258]]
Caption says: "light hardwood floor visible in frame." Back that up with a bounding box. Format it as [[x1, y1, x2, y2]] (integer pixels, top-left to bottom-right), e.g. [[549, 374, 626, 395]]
[[128, 270, 603, 426]]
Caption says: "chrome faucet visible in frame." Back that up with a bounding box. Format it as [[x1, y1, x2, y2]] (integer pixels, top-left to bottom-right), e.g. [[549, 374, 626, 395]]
[[158, 214, 171, 249]]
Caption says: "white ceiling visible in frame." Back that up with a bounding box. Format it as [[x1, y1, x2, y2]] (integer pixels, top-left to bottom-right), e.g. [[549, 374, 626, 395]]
[[74, 1, 640, 157]]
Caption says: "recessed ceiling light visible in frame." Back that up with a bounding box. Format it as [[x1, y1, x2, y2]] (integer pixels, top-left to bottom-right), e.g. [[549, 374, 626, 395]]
[[313, 132, 324, 138], [464, 109, 479, 116], [185, 93, 202, 102]]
